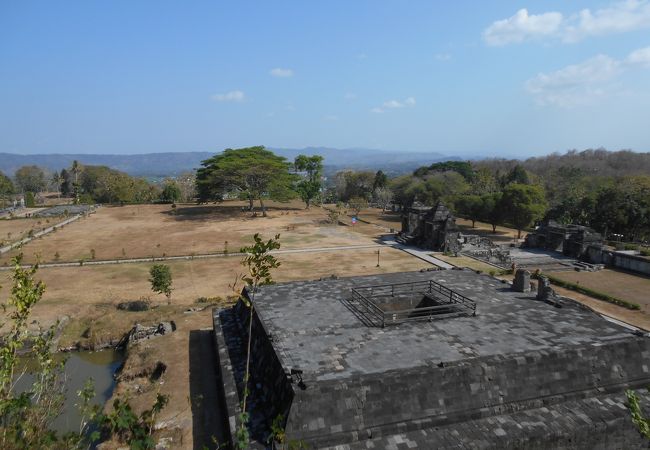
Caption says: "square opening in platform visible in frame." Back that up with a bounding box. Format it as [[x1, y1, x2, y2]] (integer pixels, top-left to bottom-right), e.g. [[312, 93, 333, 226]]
[[350, 280, 476, 327]]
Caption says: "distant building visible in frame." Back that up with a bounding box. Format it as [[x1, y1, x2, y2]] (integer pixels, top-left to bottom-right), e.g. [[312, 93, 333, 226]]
[[400, 202, 461, 252], [524, 220, 603, 258]]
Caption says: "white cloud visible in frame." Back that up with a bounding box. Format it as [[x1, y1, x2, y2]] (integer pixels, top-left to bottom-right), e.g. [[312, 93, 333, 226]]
[[371, 96, 416, 113], [564, 0, 650, 42], [270, 68, 294, 77], [212, 90, 245, 102], [483, 8, 563, 46], [524, 54, 623, 107], [627, 46, 650, 66], [344, 92, 357, 100], [323, 115, 339, 121], [484, 1, 650, 45], [434, 53, 452, 61]]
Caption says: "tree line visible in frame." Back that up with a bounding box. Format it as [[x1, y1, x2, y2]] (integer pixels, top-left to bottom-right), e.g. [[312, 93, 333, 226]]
[[4, 146, 649, 242], [0, 162, 196, 206]]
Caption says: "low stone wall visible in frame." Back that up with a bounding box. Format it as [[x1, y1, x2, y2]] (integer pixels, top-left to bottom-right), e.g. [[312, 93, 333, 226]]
[[285, 337, 650, 447], [586, 245, 650, 276]]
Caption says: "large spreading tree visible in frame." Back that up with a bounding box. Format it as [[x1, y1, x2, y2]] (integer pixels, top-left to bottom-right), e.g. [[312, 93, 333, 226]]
[[196, 146, 296, 216]]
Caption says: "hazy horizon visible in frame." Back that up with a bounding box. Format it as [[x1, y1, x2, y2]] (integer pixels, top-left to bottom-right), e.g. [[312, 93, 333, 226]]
[[2, 1, 650, 158]]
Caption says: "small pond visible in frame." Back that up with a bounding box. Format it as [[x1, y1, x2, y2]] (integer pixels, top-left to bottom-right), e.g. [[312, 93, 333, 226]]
[[15, 349, 125, 434]]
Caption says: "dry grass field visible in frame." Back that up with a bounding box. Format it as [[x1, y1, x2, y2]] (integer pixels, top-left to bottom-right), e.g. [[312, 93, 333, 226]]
[[0, 217, 57, 246], [0, 201, 388, 265], [547, 268, 650, 315], [435, 253, 504, 273], [0, 246, 431, 347]]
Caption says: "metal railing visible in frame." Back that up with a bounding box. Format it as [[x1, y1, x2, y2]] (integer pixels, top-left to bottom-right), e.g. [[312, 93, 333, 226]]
[[350, 280, 477, 327]]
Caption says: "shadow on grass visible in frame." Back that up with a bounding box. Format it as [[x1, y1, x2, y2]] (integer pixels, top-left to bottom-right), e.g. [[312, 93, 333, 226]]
[[163, 204, 304, 222], [189, 329, 228, 449]]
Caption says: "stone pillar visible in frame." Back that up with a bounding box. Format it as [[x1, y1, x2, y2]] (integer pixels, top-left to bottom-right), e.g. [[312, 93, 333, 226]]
[[512, 269, 531, 292]]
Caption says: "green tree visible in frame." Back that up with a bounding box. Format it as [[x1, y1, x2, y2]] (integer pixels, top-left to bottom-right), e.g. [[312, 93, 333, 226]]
[[373, 170, 388, 191], [79, 165, 157, 204], [24, 191, 36, 207], [159, 180, 182, 203], [71, 161, 82, 204], [591, 176, 650, 241], [348, 196, 368, 216], [294, 154, 323, 208], [196, 147, 296, 216], [334, 170, 375, 202], [51, 171, 63, 199], [503, 164, 530, 186], [500, 184, 547, 238], [455, 195, 483, 227], [480, 192, 503, 233], [413, 161, 474, 182], [236, 234, 281, 449], [14, 165, 46, 193], [390, 175, 420, 209], [149, 264, 173, 303], [0, 171, 14, 208]]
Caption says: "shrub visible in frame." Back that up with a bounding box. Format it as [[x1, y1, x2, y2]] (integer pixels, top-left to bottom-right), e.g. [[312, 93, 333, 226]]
[[117, 299, 151, 311]]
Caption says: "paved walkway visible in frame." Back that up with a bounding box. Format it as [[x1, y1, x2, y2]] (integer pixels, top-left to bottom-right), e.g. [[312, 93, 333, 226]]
[[381, 238, 454, 269]]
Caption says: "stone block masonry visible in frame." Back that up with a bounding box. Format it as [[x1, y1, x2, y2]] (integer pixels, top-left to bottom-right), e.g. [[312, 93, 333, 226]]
[[213, 269, 650, 448]]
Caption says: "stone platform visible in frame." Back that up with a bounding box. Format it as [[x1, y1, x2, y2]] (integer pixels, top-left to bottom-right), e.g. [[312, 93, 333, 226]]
[[212, 269, 650, 448]]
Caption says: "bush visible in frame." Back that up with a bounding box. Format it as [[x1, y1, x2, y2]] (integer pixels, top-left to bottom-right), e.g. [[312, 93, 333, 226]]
[[534, 273, 640, 310], [195, 296, 224, 304], [117, 299, 151, 311], [640, 248, 650, 257], [624, 243, 639, 251]]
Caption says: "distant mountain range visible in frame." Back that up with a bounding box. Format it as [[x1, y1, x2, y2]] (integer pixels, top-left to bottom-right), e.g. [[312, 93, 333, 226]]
[[0, 147, 453, 177]]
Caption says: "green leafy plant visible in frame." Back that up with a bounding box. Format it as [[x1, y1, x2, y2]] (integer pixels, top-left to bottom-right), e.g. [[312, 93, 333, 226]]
[[95, 393, 169, 450], [236, 233, 281, 449], [149, 264, 173, 304], [0, 255, 90, 449], [626, 387, 650, 440]]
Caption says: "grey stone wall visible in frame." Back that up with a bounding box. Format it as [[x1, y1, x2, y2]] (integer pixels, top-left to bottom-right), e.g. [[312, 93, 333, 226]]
[[285, 337, 650, 447], [586, 245, 650, 276]]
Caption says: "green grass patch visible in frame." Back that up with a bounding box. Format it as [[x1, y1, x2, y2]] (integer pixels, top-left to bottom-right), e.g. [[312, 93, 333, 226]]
[[535, 273, 641, 310]]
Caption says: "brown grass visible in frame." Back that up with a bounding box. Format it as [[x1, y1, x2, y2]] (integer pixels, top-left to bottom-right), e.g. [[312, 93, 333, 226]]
[[0, 246, 431, 344], [434, 253, 503, 273], [1, 201, 386, 265], [0, 217, 56, 246], [547, 268, 650, 315]]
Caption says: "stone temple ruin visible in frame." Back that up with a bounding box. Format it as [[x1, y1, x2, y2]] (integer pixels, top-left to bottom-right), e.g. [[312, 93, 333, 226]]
[[524, 220, 603, 259], [398, 202, 461, 253], [212, 269, 650, 449]]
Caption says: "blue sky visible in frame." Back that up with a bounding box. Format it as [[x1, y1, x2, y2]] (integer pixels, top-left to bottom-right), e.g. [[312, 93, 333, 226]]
[[1, 1, 650, 158]]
